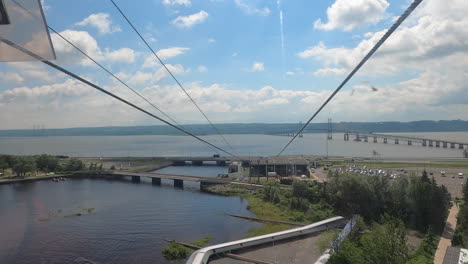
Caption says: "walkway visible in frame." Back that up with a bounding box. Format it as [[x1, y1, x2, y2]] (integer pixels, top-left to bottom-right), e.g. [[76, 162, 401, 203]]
[[434, 204, 459, 264]]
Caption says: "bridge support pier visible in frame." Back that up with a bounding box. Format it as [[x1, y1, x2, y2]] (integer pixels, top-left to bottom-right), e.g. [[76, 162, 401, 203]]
[[344, 133, 349, 141], [131, 176, 140, 183], [408, 140, 412, 145], [436, 141, 440, 148], [429, 141, 433, 147], [174, 179, 184, 188], [395, 139, 399, 144], [152, 177, 161, 185], [384, 138, 388, 144], [422, 140, 427, 146], [192, 160, 203, 166], [443, 142, 448, 148], [460, 144, 465, 149], [364, 137, 368, 142], [373, 137, 377, 143], [173, 160, 186, 166], [355, 134, 361, 142], [450, 143, 456, 149]]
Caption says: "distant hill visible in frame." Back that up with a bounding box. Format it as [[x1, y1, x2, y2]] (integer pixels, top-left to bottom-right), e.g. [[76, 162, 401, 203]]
[[1, 120, 468, 137]]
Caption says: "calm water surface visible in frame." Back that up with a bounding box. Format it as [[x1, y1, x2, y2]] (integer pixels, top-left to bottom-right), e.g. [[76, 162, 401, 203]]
[[0, 132, 467, 158], [0, 166, 260, 264]]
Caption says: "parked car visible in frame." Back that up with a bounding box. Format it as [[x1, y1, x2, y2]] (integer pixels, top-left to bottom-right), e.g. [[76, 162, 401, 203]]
[[459, 173, 464, 178]]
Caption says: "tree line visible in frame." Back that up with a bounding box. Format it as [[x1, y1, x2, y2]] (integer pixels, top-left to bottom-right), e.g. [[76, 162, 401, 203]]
[[324, 170, 451, 263], [0, 154, 86, 176], [452, 178, 468, 247], [260, 169, 451, 263], [325, 170, 451, 233]]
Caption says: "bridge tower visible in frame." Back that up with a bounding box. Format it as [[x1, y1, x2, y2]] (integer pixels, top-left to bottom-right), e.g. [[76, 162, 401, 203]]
[[327, 118, 333, 140]]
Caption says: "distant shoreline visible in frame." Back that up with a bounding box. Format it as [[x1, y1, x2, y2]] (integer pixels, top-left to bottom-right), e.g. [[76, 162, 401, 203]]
[[1, 120, 468, 137]]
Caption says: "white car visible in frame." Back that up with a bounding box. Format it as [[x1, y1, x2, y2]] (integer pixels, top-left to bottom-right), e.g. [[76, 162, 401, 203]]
[[459, 173, 464, 178]]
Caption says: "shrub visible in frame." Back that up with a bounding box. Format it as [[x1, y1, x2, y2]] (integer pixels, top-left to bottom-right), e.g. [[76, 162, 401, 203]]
[[290, 197, 309, 211], [162, 242, 190, 260], [263, 182, 281, 204], [292, 180, 309, 198]]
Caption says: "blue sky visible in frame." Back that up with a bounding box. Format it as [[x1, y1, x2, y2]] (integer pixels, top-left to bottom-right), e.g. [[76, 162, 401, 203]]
[[1, 0, 467, 129]]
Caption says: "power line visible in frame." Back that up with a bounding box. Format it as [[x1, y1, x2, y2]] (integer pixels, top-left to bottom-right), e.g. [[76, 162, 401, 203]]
[[109, 0, 236, 153], [48, 27, 181, 128], [47, 26, 220, 155], [0, 38, 238, 158], [9, 0, 221, 155], [277, 0, 423, 156]]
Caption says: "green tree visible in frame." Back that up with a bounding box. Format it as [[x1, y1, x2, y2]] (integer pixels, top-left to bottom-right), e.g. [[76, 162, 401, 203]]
[[463, 178, 468, 203], [360, 216, 410, 264], [35, 154, 59, 173], [63, 158, 85, 171], [0, 155, 8, 172], [12, 156, 36, 176], [263, 182, 281, 204], [326, 173, 377, 219], [292, 180, 308, 198], [328, 240, 365, 264]]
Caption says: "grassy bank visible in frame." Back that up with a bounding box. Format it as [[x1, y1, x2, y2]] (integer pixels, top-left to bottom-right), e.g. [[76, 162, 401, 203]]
[[204, 182, 333, 237]]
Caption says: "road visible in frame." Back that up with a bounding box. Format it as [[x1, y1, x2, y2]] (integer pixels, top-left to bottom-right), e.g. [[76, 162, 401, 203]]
[[434, 204, 459, 264]]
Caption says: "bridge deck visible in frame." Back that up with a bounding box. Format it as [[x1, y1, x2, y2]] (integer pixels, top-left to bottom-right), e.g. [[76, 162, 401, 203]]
[[346, 132, 468, 145], [111, 171, 233, 183]]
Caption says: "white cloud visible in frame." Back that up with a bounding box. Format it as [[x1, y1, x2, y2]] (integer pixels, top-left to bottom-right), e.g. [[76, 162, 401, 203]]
[[300, 0, 468, 76], [51, 30, 137, 66], [162, 0, 191, 7], [129, 64, 189, 85], [198, 65, 208, 72], [286, 71, 295, 76], [208, 38, 216, 43], [313, 68, 347, 77], [0, 79, 93, 103], [7, 62, 60, 82], [235, 0, 270, 16], [143, 47, 190, 68], [3, 72, 468, 128], [314, 0, 389, 31], [172, 11, 209, 28], [259, 98, 289, 105], [105, 48, 137, 63], [251, 62, 264, 72], [75, 13, 121, 34], [0, 72, 24, 84], [128, 71, 153, 86], [157, 47, 190, 60], [51, 30, 103, 66]]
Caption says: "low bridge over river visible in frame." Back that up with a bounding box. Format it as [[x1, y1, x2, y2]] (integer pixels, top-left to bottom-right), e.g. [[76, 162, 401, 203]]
[[104, 171, 261, 189], [344, 132, 468, 150]]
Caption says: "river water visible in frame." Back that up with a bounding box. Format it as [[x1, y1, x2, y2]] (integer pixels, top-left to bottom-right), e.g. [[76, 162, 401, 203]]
[[0, 132, 467, 263], [0, 132, 467, 158], [0, 166, 261, 264]]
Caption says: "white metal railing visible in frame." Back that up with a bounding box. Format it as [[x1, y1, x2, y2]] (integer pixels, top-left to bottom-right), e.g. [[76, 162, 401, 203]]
[[186, 216, 346, 264]]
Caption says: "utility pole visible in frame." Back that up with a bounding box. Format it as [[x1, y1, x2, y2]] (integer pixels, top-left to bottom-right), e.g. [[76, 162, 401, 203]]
[[257, 159, 260, 183]]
